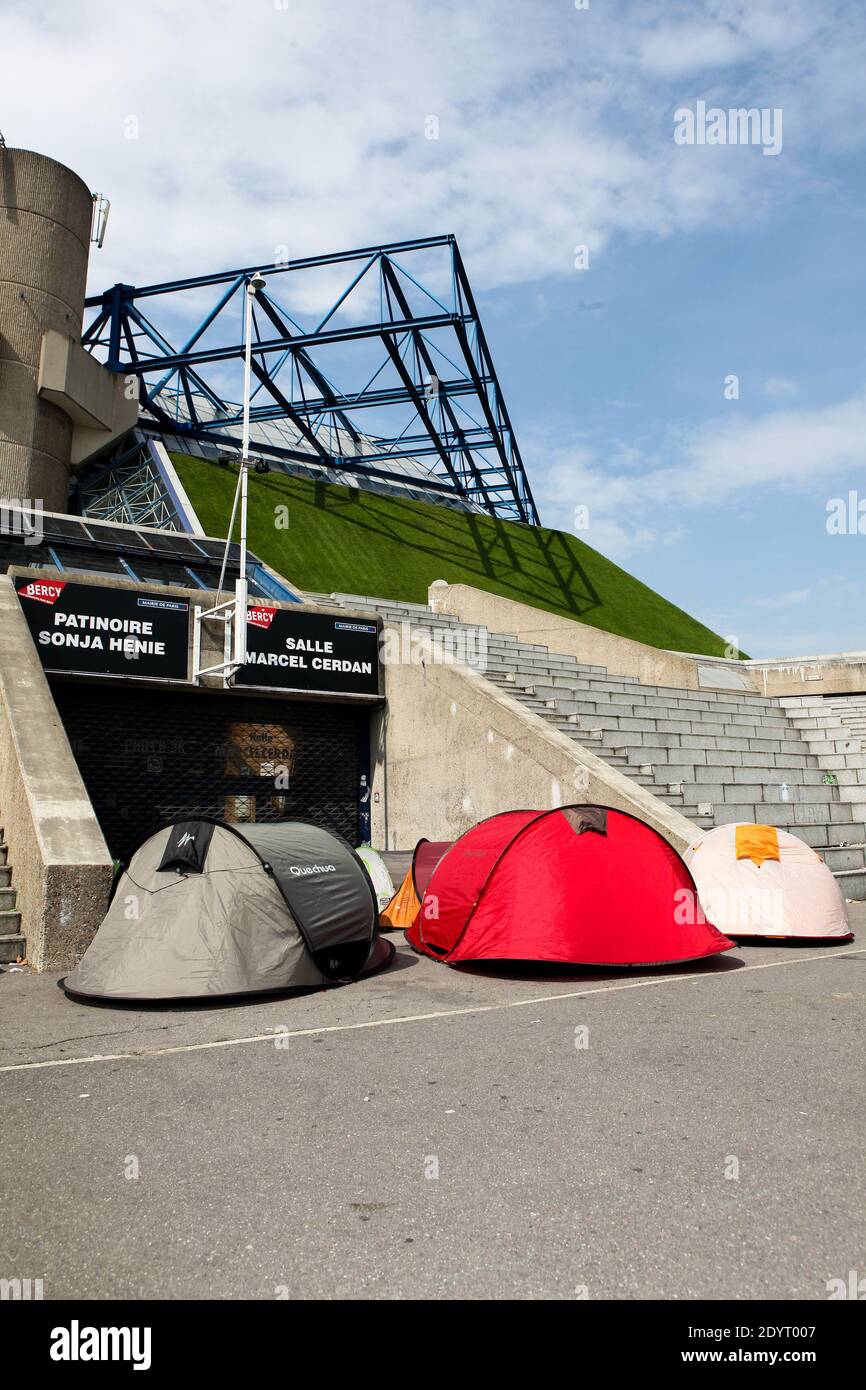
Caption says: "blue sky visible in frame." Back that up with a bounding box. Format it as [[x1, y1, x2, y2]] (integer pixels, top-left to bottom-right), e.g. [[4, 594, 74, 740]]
[[4, 0, 866, 656]]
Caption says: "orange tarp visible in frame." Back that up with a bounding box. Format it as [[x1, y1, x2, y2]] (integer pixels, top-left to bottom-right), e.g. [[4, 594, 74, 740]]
[[735, 824, 780, 868]]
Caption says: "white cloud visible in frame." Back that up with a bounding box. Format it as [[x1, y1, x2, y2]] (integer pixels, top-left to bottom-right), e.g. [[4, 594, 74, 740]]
[[528, 388, 866, 557], [635, 3, 815, 77], [746, 588, 810, 609], [654, 392, 866, 507], [0, 0, 863, 320], [763, 376, 797, 396], [639, 22, 754, 77]]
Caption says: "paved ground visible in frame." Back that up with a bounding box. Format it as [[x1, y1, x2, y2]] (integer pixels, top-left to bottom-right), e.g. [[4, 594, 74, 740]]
[[1, 911, 864, 1300]]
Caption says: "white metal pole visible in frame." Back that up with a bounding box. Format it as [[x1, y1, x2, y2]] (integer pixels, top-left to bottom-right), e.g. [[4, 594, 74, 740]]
[[241, 278, 254, 466], [215, 462, 242, 600], [233, 275, 257, 668]]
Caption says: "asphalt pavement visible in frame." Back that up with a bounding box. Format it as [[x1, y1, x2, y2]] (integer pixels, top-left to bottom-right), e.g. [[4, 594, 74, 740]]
[[1, 910, 864, 1300]]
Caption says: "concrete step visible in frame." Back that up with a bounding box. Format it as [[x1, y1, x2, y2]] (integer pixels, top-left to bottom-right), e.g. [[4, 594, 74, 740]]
[[679, 800, 862, 829], [0, 866, 9, 888], [0, 928, 24, 962], [820, 846, 866, 873], [832, 868, 866, 901], [0, 886, 15, 911], [486, 667, 793, 714], [477, 623, 866, 853], [0, 843, 7, 867], [795, 823, 866, 848]]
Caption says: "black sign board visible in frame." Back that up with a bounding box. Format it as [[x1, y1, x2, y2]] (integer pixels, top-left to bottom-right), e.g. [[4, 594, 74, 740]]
[[235, 605, 381, 696], [16, 578, 190, 681]]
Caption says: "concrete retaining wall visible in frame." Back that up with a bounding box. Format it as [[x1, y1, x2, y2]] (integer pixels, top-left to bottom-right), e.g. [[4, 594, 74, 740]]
[[747, 657, 866, 699], [0, 575, 113, 970], [376, 652, 700, 851], [428, 581, 866, 699], [428, 583, 712, 691]]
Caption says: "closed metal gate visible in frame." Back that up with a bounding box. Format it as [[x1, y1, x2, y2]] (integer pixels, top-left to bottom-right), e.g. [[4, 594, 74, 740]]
[[51, 681, 366, 864]]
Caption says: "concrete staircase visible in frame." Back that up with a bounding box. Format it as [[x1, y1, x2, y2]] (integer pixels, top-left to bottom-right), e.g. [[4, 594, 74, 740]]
[[307, 591, 866, 898], [778, 695, 866, 892], [0, 828, 26, 963]]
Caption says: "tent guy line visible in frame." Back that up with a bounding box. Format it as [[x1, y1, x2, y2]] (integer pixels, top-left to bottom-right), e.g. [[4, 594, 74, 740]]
[[2, 946, 863, 1075]]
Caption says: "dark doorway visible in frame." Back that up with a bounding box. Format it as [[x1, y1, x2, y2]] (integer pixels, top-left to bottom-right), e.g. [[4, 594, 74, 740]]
[[52, 681, 366, 864]]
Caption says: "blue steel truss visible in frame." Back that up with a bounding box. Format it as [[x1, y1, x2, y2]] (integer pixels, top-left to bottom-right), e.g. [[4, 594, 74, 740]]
[[82, 235, 540, 524]]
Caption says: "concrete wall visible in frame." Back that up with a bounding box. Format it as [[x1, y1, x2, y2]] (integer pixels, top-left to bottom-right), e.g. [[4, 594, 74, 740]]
[[428, 582, 711, 691], [376, 651, 700, 852], [38, 330, 139, 464], [429, 581, 866, 699], [0, 149, 94, 512], [746, 656, 866, 699], [0, 575, 113, 970]]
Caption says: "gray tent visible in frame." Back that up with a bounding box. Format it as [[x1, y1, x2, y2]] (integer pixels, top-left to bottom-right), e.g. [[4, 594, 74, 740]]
[[64, 818, 395, 1002]]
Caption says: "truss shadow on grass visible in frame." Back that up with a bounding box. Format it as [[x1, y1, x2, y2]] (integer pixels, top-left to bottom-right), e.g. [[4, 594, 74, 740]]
[[283, 473, 602, 618], [177, 455, 729, 655]]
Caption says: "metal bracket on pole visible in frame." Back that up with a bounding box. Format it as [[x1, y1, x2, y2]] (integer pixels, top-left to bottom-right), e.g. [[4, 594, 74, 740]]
[[192, 597, 241, 686]]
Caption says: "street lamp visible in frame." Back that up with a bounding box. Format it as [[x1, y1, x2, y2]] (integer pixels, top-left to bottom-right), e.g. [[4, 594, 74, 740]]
[[233, 270, 266, 668], [212, 269, 264, 667], [194, 271, 267, 687]]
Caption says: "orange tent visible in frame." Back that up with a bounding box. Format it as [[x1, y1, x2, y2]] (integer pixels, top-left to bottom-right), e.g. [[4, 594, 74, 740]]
[[379, 838, 452, 931]]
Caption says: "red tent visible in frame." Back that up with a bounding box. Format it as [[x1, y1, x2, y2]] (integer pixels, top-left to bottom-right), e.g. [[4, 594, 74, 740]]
[[406, 806, 734, 967]]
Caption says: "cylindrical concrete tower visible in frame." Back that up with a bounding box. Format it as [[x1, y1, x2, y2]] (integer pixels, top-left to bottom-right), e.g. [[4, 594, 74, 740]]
[[0, 147, 93, 512]]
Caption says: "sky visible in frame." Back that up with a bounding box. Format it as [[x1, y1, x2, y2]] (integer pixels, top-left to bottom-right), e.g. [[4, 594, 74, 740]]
[[3, 0, 866, 657]]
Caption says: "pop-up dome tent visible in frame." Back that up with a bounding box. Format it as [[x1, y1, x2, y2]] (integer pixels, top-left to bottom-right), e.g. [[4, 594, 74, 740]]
[[684, 822, 853, 941], [406, 806, 734, 966], [65, 819, 395, 1002], [356, 846, 395, 913], [379, 838, 453, 931]]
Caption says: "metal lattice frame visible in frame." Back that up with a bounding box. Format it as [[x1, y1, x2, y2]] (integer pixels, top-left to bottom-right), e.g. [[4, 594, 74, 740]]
[[82, 236, 540, 524], [77, 436, 183, 530]]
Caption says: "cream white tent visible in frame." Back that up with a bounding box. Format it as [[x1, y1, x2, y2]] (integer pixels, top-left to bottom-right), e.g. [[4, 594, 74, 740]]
[[684, 822, 852, 941], [356, 846, 395, 913]]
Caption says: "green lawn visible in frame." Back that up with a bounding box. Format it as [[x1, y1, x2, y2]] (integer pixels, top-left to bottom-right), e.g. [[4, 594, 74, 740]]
[[173, 453, 731, 657]]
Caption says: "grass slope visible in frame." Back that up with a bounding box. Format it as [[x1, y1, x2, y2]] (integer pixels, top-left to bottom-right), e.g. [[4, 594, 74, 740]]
[[173, 453, 729, 657]]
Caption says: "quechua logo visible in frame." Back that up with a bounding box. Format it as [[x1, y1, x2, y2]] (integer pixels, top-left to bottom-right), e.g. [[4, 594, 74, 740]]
[[18, 580, 66, 605], [247, 606, 277, 630]]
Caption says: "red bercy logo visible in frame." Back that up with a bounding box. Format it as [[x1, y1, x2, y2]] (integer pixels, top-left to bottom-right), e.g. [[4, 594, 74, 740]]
[[247, 605, 277, 630], [18, 580, 66, 605]]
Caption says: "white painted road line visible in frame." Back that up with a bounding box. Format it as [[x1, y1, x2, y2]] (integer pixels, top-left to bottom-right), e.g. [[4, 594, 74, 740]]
[[1, 946, 863, 1074]]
